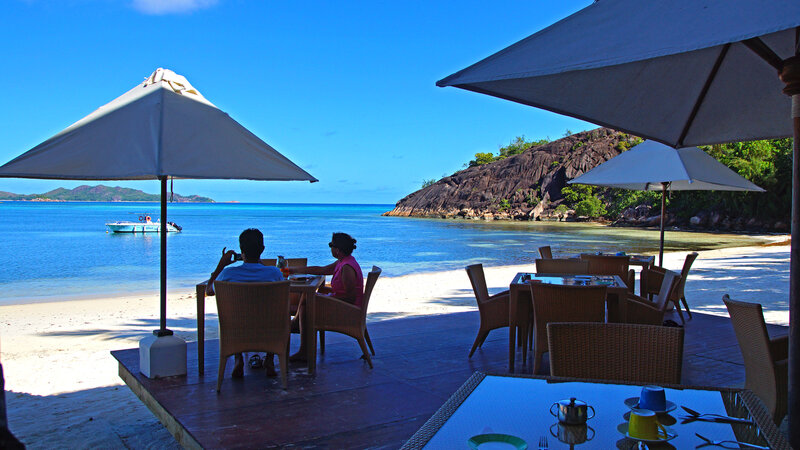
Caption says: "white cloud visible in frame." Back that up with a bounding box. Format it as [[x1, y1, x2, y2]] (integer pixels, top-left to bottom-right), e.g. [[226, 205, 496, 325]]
[[131, 0, 218, 15]]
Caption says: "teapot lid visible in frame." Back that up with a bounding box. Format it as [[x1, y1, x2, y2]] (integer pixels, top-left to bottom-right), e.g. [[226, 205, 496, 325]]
[[558, 397, 587, 407]]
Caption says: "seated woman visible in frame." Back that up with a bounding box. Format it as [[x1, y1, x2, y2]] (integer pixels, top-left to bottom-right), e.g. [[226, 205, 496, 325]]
[[289, 232, 363, 361]]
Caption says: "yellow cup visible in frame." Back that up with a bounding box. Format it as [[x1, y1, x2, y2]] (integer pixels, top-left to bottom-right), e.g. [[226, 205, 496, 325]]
[[628, 409, 667, 440]]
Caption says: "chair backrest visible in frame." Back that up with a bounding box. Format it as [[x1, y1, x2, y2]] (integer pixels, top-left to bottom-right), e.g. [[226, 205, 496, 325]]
[[674, 252, 698, 299], [260, 258, 308, 268], [640, 267, 681, 306], [652, 269, 681, 312], [530, 283, 607, 324], [360, 266, 382, 319], [538, 246, 553, 259], [465, 264, 491, 304], [582, 254, 630, 282], [547, 322, 684, 384], [535, 258, 589, 275], [722, 295, 779, 416], [214, 280, 291, 355]]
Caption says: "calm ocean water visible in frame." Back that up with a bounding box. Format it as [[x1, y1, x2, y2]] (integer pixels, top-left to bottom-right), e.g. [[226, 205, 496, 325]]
[[0, 202, 765, 305]]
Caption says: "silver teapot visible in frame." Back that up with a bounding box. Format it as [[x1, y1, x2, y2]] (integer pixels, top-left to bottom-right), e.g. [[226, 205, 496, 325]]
[[549, 397, 595, 425]]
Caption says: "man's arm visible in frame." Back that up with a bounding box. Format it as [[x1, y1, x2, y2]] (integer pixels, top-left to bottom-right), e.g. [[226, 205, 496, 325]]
[[206, 247, 236, 296]]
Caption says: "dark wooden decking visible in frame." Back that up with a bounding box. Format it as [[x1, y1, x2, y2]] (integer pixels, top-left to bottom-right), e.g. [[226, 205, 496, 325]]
[[111, 310, 787, 449]]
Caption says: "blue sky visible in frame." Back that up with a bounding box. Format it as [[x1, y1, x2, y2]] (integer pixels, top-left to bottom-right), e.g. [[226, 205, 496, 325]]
[[0, 0, 594, 204]]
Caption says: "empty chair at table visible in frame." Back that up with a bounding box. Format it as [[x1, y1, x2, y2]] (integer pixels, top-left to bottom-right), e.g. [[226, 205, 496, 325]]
[[581, 254, 635, 291], [529, 283, 606, 374], [535, 258, 588, 275], [465, 264, 510, 357], [640, 252, 698, 324], [214, 280, 291, 391], [619, 269, 681, 325], [547, 322, 684, 384], [262, 257, 308, 314], [538, 246, 553, 259], [723, 294, 787, 424]]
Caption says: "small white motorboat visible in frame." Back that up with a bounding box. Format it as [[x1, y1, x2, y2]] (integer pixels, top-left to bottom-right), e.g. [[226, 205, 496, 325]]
[[106, 215, 182, 233]]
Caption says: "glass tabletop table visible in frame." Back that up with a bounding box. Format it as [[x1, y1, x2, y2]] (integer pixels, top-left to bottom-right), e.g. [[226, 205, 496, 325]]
[[401, 372, 789, 449]]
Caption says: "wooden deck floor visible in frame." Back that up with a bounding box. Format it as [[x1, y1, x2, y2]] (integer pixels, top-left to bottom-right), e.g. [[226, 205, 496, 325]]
[[111, 310, 787, 449]]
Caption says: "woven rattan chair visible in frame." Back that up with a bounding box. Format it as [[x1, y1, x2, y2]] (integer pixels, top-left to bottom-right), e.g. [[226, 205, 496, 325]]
[[723, 294, 788, 424], [465, 264, 510, 357], [534, 258, 589, 275], [547, 322, 684, 384], [538, 246, 553, 259], [214, 280, 291, 391], [622, 269, 680, 325], [314, 266, 381, 368], [640, 253, 698, 323], [581, 254, 635, 291], [261, 258, 308, 314], [529, 283, 606, 374]]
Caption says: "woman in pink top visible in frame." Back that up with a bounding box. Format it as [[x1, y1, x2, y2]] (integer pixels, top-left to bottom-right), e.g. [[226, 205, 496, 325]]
[[288, 232, 363, 361]]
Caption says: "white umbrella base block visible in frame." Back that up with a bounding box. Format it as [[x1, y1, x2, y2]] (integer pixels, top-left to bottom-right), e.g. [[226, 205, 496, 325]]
[[139, 334, 187, 378]]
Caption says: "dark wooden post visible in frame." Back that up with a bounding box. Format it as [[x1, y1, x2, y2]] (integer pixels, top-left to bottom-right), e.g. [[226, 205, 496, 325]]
[[155, 176, 172, 336]]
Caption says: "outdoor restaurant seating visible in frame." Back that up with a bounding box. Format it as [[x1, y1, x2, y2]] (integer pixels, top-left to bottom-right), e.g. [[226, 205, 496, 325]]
[[547, 322, 684, 384], [619, 269, 680, 325], [465, 264, 510, 357], [641, 252, 698, 323], [723, 294, 788, 424], [214, 280, 292, 391], [315, 266, 381, 368], [529, 283, 606, 374], [538, 245, 552, 259], [581, 253, 635, 291], [534, 258, 588, 275]]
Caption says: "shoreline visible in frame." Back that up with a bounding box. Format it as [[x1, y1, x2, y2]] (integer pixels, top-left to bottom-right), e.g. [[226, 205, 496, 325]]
[[0, 242, 790, 448]]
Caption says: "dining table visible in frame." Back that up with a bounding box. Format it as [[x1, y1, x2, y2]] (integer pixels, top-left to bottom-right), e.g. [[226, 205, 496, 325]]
[[195, 274, 326, 374], [508, 273, 630, 372], [401, 372, 790, 449]]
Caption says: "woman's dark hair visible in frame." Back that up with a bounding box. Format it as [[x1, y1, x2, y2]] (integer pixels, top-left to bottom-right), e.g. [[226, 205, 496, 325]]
[[329, 232, 357, 256]]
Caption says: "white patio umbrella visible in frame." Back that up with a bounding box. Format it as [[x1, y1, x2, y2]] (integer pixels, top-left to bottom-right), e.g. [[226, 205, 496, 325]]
[[568, 140, 764, 265], [437, 1, 800, 441], [0, 68, 317, 375]]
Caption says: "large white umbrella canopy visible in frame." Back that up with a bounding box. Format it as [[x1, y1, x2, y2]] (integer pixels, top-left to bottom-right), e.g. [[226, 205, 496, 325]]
[[569, 140, 764, 263], [437, 1, 800, 442], [0, 68, 317, 334]]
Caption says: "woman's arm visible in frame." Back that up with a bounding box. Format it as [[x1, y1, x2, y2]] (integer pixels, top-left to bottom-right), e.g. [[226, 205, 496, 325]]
[[290, 261, 337, 276], [339, 264, 360, 301]]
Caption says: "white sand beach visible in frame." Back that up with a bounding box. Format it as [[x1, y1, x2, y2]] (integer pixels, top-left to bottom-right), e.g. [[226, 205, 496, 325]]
[[0, 242, 790, 448]]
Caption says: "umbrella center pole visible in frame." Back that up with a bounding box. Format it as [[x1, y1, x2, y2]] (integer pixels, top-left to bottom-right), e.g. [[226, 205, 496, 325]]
[[780, 56, 800, 448]]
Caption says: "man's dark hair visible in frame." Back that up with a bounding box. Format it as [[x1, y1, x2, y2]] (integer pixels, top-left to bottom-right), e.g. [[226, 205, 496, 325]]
[[239, 228, 265, 260]]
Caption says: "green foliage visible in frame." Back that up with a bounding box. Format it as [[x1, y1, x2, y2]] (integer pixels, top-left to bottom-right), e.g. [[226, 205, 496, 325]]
[[562, 184, 607, 218], [554, 204, 570, 214], [571, 141, 584, 150], [574, 197, 607, 218], [563, 129, 574, 137], [605, 189, 662, 217], [525, 192, 539, 207], [468, 135, 551, 167], [550, 160, 560, 167], [498, 199, 511, 211], [421, 179, 436, 188]]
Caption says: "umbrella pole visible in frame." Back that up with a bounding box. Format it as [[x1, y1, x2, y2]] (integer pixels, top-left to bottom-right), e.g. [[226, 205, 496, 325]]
[[157, 176, 171, 336], [659, 184, 666, 266]]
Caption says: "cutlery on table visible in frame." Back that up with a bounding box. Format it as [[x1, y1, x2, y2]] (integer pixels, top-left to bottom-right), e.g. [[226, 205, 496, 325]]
[[538, 435, 548, 449], [695, 432, 769, 449], [681, 406, 754, 424]]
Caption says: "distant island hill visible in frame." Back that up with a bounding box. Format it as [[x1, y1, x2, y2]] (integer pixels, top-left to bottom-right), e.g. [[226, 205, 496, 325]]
[[0, 185, 214, 202]]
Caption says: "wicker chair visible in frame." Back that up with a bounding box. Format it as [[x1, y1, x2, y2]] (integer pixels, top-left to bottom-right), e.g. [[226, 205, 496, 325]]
[[723, 294, 788, 424], [640, 252, 698, 323], [581, 254, 635, 291], [538, 246, 553, 259], [465, 264, 510, 357], [621, 269, 680, 325], [535, 258, 589, 275], [529, 283, 606, 374], [214, 280, 291, 391], [547, 322, 684, 384], [314, 266, 381, 368]]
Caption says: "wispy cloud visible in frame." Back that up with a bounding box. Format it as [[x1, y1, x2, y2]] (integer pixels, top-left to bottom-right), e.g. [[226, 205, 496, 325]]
[[131, 0, 218, 15]]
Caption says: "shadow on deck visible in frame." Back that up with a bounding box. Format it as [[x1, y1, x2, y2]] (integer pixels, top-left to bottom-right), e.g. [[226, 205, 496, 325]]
[[110, 310, 787, 449]]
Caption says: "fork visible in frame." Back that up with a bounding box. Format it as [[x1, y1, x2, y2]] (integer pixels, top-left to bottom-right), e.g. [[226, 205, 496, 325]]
[[538, 435, 548, 449], [695, 432, 769, 449]]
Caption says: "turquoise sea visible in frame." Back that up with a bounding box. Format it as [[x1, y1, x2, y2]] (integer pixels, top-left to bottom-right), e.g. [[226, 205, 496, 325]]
[[0, 202, 768, 305]]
